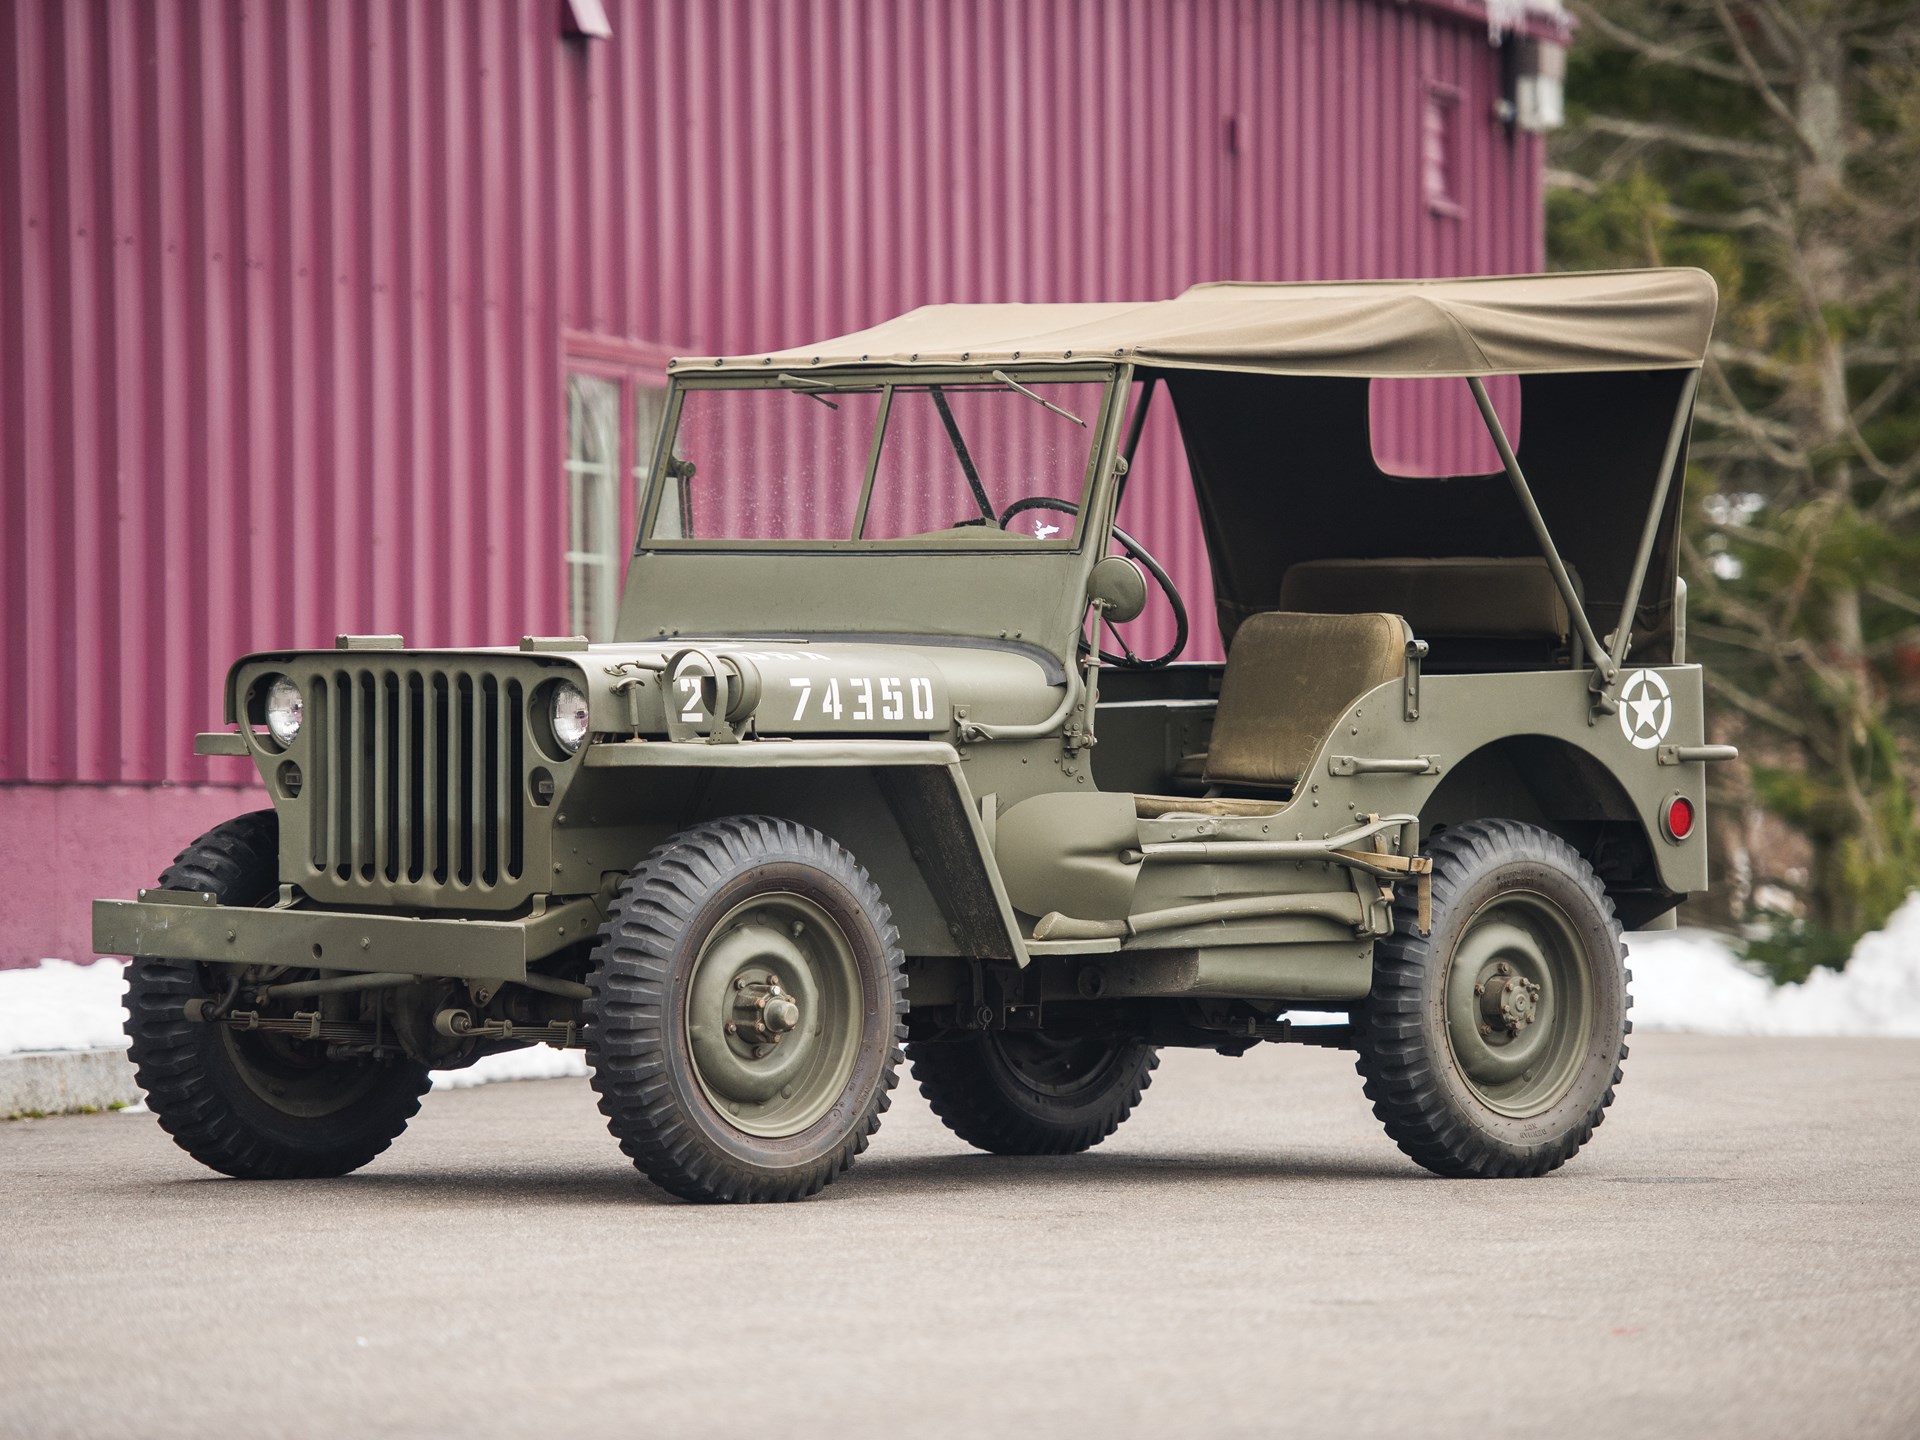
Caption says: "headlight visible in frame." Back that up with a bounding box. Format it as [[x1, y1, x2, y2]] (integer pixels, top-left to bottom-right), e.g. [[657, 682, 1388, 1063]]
[[264, 676, 303, 746], [551, 682, 590, 753]]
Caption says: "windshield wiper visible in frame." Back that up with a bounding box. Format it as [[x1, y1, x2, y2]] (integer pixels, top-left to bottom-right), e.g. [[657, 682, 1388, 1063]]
[[990, 370, 1085, 426], [776, 373, 840, 409]]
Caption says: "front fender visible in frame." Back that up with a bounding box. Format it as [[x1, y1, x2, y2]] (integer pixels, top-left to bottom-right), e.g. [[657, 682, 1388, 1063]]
[[579, 740, 1028, 964]]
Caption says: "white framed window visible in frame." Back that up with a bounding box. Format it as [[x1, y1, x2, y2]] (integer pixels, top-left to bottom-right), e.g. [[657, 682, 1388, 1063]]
[[562, 336, 671, 640], [1424, 83, 1463, 218], [564, 374, 622, 641]]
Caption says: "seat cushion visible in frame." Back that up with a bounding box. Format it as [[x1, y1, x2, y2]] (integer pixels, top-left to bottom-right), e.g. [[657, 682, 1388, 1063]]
[[1278, 557, 1570, 641], [1203, 610, 1410, 791]]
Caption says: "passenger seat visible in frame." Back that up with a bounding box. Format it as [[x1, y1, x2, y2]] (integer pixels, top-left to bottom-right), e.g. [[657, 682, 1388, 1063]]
[[1135, 610, 1411, 818]]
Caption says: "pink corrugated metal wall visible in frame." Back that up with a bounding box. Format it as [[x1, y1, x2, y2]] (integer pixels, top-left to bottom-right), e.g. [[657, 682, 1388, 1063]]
[[1, 0, 1545, 795]]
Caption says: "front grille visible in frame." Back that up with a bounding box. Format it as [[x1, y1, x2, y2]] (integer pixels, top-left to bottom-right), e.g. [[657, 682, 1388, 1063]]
[[304, 667, 526, 892]]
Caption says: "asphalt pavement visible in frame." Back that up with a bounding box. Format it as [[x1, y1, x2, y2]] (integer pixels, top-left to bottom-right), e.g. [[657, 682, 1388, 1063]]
[[3, 1032, 1917, 1440]]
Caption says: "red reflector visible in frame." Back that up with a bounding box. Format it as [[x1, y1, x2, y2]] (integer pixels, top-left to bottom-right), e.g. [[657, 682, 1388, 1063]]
[[1664, 796, 1695, 841]]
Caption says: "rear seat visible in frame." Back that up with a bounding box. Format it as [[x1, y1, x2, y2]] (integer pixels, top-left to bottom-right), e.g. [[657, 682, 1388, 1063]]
[[1278, 556, 1573, 658]]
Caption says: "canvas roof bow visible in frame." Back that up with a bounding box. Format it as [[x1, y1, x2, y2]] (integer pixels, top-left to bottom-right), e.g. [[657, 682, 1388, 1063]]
[[675, 268, 1718, 379]]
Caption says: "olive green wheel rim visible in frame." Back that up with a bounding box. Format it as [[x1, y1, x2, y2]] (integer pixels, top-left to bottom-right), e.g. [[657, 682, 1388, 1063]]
[[683, 892, 863, 1139], [218, 1023, 386, 1119], [1443, 890, 1594, 1119], [989, 1031, 1134, 1100]]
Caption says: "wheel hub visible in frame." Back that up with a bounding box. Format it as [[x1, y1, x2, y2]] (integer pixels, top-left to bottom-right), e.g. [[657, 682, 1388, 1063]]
[[1476, 961, 1542, 1038], [728, 973, 802, 1053], [684, 896, 863, 1139], [1443, 894, 1595, 1118]]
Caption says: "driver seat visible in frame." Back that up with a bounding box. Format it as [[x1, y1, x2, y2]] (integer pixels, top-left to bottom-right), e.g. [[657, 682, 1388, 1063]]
[[1134, 610, 1412, 818]]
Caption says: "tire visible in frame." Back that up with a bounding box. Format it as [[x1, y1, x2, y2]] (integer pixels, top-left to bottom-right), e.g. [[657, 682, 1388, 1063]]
[[1353, 818, 1630, 1179], [123, 811, 433, 1179], [909, 1030, 1158, 1155], [583, 817, 907, 1203]]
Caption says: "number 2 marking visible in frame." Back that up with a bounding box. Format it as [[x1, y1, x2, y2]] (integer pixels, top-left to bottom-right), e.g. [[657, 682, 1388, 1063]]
[[789, 676, 811, 719], [677, 675, 703, 721]]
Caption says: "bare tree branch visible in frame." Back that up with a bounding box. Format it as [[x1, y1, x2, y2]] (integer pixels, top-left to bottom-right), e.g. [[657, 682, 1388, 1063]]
[[1567, 2, 1758, 85], [1710, 0, 1814, 157], [1691, 620, 1784, 656], [1543, 167, 1597, 195], [1866, 582, 1920, 618], [1702, 518, 1796, 557], [1695, 390, 1811, 470], [1835, 4, 1920, 38], [1748, 0, 1809, 57], [1665, 201, 1790, 235], [1575, 115, 1792, 165], [1706, 670, 1815, 744], [1866, 625, 1920, 660]]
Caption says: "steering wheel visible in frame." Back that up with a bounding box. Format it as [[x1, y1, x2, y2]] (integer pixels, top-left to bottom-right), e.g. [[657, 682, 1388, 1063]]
[[998, 495, 1189, 669]]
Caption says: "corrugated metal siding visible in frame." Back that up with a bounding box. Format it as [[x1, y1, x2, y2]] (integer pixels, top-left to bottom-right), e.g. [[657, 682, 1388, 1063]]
[[1, 0, 1544, 788]]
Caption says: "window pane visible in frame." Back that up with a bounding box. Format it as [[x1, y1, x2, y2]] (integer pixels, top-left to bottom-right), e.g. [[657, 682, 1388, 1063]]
[[629, 382, 668, 546], [565, 373, 621, 640], [651, 377, 1102, 545], [1369, 375, 1518, 478], [658, 385, 885, 541], [861, 381, 1099, 542]]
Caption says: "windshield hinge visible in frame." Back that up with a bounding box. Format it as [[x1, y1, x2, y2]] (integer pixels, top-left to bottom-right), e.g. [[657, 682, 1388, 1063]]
[[1403, 639, 1428, 721]]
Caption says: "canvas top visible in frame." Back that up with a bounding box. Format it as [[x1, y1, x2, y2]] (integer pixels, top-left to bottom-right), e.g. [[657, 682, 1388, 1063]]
[[673, 268, 1718, 379]]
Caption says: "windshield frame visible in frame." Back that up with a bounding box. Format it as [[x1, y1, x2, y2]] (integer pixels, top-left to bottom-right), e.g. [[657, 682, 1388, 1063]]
[[635, 364, 1123, 554]]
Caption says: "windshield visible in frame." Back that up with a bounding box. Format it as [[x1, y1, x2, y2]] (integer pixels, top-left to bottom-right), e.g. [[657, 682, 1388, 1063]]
[[644, 371, 1112, 547]]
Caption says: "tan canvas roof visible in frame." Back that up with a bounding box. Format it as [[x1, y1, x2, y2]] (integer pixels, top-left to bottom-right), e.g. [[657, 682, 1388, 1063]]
[[675, 268, 1717, 379]]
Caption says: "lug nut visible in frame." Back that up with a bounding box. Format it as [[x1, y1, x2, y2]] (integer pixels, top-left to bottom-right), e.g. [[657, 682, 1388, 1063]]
[[725, 1022, 737, 1035]]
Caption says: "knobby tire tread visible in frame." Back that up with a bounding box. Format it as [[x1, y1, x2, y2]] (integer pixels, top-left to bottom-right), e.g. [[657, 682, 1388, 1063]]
[[908, 1039, 1159, 1156], [583, 816, 906, 1203], [1353, 818, 1631, 1179], [124, 811, 431, 1180]]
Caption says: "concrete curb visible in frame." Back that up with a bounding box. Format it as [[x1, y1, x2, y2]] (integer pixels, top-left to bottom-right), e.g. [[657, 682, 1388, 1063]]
[[1, 1047, 142, 1119]]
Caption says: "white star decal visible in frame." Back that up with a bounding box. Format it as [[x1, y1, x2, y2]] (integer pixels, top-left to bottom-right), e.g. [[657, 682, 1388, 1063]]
[[1617, 669, 1674, 750]]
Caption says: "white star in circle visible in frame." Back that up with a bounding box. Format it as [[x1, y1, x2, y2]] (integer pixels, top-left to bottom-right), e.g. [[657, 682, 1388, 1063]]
[[1617, 669, 1673, 750]]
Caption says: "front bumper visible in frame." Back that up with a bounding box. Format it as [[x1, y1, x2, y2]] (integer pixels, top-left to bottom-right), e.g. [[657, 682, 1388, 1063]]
[[93, 891, 603, 982]]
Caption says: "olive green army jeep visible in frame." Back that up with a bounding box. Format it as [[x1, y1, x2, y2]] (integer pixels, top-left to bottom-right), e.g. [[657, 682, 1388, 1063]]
[[96, 269, 1732, 1202]]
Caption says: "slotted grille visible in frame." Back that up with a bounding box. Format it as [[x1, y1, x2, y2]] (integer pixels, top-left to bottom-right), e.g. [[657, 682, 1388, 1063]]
[[303, 667, 525, 893]]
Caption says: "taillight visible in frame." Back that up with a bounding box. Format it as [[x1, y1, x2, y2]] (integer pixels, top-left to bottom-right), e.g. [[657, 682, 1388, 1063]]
[[1661, 794, 1696, 843]]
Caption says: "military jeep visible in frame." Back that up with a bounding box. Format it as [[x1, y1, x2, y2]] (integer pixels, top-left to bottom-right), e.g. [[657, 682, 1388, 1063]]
[[96, 269, 1731, 1202]]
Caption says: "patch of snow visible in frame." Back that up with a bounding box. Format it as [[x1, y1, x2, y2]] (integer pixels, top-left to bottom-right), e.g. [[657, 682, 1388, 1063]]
[[429, 1045, 588, 1090], [0, 961, 589, 1086], [1628, 892, 1920, 1038], [0, 959, 129, 1054]]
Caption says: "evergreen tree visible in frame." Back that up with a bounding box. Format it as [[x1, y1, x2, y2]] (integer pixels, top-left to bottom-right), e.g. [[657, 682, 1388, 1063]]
[[1551, 1, 1920, 979]]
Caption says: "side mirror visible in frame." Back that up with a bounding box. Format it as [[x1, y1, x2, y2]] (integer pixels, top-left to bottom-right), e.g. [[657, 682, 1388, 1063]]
[[1087, 556, 1148, 625]]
